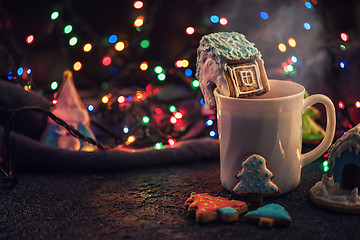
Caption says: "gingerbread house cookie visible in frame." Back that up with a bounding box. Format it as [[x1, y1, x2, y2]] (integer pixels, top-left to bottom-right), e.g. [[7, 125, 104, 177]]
[[309, 124, 360, 214], [196, 32, 269, 108]]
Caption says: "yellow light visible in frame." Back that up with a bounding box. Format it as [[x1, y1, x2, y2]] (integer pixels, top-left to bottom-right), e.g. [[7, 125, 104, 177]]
[[136, 91, 143, 100], [102, 95, 109, 104], [24, 85, 30, 91], [140, 61, 148, 71], [83, 43, 92, 52], [288, 38, 296, 47], [278, 43, 287, 52], [115, 41, 125, 51], [126, 135, 136, 145], [73, 61, 82, 71], [181, 60, 189, 68], [134, 16, 144, 28]]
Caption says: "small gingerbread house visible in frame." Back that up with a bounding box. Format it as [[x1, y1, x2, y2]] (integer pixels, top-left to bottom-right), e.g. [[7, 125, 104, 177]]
[[328, 123, 360, 190], [196, 32, 269, 98]]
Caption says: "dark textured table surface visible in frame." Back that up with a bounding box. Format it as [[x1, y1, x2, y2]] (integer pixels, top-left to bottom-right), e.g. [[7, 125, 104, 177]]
[[1, 158, 359, 240]]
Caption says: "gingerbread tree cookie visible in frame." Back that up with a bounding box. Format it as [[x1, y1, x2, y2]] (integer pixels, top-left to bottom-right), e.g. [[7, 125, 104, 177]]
[[244, 203, 292, 227], [185, 192, 248, 223], [232, 154, 280, 205]]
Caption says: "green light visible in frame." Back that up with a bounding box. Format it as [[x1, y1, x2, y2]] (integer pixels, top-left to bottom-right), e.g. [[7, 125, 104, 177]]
[[51, 81, 58, 90], [140, 40, 150, 48], [157, 73, 166, 81], [154, 142, 163, 150], [136, 27, 142, 32], [69, 37, 78, 46], [64, 25, 73, 34], [51, 11, 59, 20], [340, 44, 346, 51], [169, 105, 176, 112], [192, 79, 200, 88], [323, 160, 329, 167], [101, 82, 108, 90], [323, 165, 329, 172], [287, 65, 294, 72], [154, 66, 163, 74], [142, 116, 150, 124]]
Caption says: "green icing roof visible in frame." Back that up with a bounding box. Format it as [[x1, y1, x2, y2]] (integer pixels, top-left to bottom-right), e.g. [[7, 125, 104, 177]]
[[245, 203, 291, 220]]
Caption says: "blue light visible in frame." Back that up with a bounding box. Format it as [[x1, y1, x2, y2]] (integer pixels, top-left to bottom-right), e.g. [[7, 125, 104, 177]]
[[26, 69, 32, 74], [17, 67, 24, 76], [210, 15, 219, 23], [200, 98, 205, 105], [297, 60, 303, 66], [209, 130, 217, 137], [205, 119, 214, 126], [7, 71, 12, 80], [304, 22, 311, 30], [291, 56, 298, 63], [340, 62, 345, 68], [305, 1, 312, 9], [127, 96, 133, 101], [123, 126, 129, 134], [184, 69, 193, 77], [88, 104, 94, 112], [260, 12, 269, 20], [108, 34, 118, 44]]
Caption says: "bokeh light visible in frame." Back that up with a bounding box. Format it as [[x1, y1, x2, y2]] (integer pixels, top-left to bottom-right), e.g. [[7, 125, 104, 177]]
[[83, 43, 92, 52], [288, 38, 296, 47], [102, 56, 112, 66], [219, 17, 228, 25], [140, 61, 148, 71], [26, 35, 34, 44], [157, 73, 166, 81], [186, 27, 195, 35], [260, 12, 269, 20], [304, 22, 311, 30], [69, 37, 78, 46], [115, 41, 125, 51], [340, 33, 349, 42], [51, 11, 59, 20], [210, 15, 219, 23], [133, 1, 143, 9], [134, 16, 144, 28], [51, 81, 58, 90], [108, 34, 118, 44], [73, 61, 82, 71], [278, 43, 287, 52], [305, 1, 312, 9], [140, 40, 150, 48], [64, 25, 73, 34]]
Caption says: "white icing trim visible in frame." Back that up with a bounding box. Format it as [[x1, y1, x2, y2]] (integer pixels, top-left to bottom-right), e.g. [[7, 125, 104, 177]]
[[328, 123, 360, 167]]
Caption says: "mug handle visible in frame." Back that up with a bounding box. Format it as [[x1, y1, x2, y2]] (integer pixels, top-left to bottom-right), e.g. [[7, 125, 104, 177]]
[[301, 94, 336, 167]]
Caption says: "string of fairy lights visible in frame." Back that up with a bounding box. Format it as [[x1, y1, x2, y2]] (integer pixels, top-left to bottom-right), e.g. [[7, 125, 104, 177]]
[[1, 0, 359, 153]]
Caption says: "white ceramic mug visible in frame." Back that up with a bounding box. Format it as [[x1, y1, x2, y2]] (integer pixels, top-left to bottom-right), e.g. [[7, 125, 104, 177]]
[[214, 80, 336, 194]]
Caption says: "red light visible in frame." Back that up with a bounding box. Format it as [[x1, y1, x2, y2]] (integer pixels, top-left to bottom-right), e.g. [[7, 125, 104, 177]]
[[186, 27, 195, 35], [340, 33, 349, 42], [26, 35, 34, 44], [168, 139, 176, 146], [52, 99, 58, 105], [155, 108, 163, 115], [338, 101, 345, 109], [117, 96, 126, 104], [133, 1, 143, 9], [175, 60, 183, 68], [102, 56, 112, 66], [355, 101, 360, 108], [170, 116, 177, 124], [219, 17, 228, 25], [281, 62, 288, 68]]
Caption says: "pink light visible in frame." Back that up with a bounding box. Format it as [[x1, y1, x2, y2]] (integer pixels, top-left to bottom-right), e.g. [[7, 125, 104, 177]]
[[338, 101, 345, 109], [117, 96, 126, 104], [219, 17, 228, 25], [102, 56, 112, 66]]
